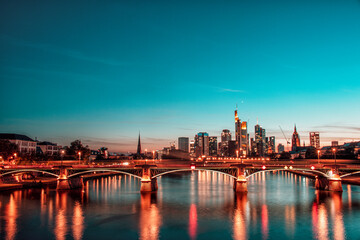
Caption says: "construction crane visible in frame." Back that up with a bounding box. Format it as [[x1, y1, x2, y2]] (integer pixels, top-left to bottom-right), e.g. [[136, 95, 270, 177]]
[[279, 126, 290, 145]]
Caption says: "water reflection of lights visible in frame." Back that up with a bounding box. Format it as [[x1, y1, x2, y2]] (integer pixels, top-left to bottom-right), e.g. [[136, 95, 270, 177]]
[[233, 194, 248, 240], [55, 192, 68, 240], [5, 194, 18, 240], [284, 205, 295, 236], [331, 193, 344, 240], [72, 202, 84, 240], [347, 185, 352, 209], [261, 205, 268, 240], [139, 193, 161, 240], [189, 204, 197, 240], [312, 192, 345, 240], [317, 204, 329, 240]]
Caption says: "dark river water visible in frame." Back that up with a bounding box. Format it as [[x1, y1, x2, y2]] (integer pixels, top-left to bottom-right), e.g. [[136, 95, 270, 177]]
[[0, 171, 360, 240]]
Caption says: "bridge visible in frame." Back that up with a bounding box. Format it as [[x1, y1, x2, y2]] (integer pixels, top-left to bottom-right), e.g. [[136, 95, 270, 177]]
[[1, 162, 360, 193]]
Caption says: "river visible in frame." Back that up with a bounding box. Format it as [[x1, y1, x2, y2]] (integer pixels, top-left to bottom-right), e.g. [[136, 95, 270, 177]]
[[0, 171, 359, 240]]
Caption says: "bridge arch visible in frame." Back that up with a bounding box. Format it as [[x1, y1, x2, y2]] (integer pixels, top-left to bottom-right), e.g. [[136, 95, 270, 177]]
[[0, 169, 59, 178], [246, 168, 329, 179], [67, 169, 142, 179], [151, 169, 237, 179], [340, 171, 360, 178]]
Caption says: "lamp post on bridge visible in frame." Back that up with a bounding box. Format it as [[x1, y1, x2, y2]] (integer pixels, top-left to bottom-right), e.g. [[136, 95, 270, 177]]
[[317, 150, 320, 165], [332, 148, 337, 166], [60, 150, 65, 167], [78, 151, 81, 165]]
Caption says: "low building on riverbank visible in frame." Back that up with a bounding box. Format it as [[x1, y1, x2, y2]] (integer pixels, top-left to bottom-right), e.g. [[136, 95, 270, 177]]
[[0, 133, 36, 153]]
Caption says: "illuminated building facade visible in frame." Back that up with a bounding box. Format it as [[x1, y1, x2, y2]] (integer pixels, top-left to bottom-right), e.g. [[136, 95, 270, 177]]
[[221, 129, 231, 142], [277, 143, 285, 153], [253, 124, 266, 156], [195, 132, 209, 157], [219, 129, 231, 156], [291, 125, 300, 151], [235, 109, 248, 156], [309, 132, 320, 149], [190, 140, 195, 157], [209, 136, 217, 156], [268, 136, 275, 154], [178, 137, 189, 152]]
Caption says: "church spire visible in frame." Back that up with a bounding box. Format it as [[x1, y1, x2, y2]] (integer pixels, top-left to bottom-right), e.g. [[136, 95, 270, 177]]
[[137, 132, 141, 155]]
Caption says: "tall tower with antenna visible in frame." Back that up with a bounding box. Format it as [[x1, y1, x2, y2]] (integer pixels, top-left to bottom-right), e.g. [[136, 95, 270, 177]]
[[137, 132, 142, 155]]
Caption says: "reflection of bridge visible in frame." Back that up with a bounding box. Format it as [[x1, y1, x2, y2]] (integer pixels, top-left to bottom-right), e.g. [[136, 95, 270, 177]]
[[1, 163, 360, 193]]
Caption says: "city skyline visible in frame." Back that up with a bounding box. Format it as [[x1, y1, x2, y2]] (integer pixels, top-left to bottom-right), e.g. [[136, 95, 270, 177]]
[[1, 0, 360, 152]]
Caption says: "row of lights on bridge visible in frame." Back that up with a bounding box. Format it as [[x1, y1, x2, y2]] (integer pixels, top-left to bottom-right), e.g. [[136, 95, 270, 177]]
[[193, 157, 271, 161], [190, 165, 316, 171]]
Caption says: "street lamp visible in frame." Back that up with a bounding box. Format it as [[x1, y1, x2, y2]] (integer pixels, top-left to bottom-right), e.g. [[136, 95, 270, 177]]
[[78, 151, 81, 165], [236, 150, 239, 159], [317, 150, 320, 165], [332, 148, 336, 166], [60, 150, 65, 166], [152, 150, 155, 161]]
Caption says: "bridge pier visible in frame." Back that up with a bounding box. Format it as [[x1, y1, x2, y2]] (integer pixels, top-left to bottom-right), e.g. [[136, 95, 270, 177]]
[[57, 167, 71, 190], [315, 174, 342, 192], [233, 167, 247, 193], [140, 165, 158, 192], [56, 167, 83, 190], [140, 178, 158, 192]]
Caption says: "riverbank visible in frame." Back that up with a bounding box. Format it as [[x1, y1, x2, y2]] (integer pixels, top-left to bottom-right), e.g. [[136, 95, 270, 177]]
[[0, 178, 57, 191], [288, 170, 360, 186], [0, 172, 123, 191]]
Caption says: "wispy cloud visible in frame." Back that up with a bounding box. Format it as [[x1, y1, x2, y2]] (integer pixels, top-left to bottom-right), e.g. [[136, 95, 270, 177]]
[[219, 88, 244, 93], [0, 34, 126, 66], [314, 125, 360, 132]]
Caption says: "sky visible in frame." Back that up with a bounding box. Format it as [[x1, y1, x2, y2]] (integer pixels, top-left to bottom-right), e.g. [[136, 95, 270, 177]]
[[1, 0, 360, 152]]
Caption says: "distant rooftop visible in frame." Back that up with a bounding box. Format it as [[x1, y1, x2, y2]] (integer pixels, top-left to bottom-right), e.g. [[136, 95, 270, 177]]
[[0, 133, 35, 142], [37, 141, 57, 146]]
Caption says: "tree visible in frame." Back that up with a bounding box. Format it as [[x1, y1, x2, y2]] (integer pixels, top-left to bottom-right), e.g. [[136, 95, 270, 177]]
[[305, 147, 317, 159], [66, 140, 91, 161], [279, 151, 291, 160], [0, 140, 18, 161]]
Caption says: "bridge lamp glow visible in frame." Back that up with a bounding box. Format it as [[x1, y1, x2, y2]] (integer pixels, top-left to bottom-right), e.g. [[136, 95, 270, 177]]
[[123, 162, 129, 166], [311, 166, 315, 170], [284, 166, 288, 170], [191, 165, 196, 170], [289, 166, 293, 170], [262, 165, 266, 170]]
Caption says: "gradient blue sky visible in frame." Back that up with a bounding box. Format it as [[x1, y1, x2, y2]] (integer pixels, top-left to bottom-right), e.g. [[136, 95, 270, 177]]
[[1, 0, 360, 152]]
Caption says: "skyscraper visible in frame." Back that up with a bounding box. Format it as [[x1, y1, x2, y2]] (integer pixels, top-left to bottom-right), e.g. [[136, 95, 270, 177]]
[[209, 136, 217, 156], [235, 109, 248, 156], [254, 124, 266, 156], [291, 125, 300, 151], [309, 132, 320, 149], [268, 136, 275, 154], [277, 143, 285, 153], [195, 132, 209, 157], [240, 121, 248, 156], [235, 109, 241, 150], [178, 137, 189, 152], [221, 129, 231, 142], [190, 140, 195, 157]]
